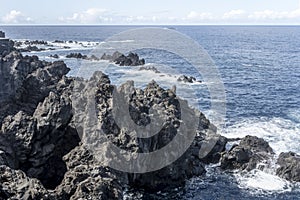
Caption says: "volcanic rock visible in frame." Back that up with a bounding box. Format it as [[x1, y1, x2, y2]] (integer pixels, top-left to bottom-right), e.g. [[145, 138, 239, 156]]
[[177, 75, 201, 83], [220, 135, 274, 171], [101, 51, 145, 66], [276, 151, 300, 182], [66, 53, 88, 59]]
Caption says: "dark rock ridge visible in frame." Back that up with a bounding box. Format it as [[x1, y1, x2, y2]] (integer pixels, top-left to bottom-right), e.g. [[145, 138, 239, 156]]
[[14, 40, 49, 46], [65, 53, 99, 61], [53, 40, 65, 43], [101, 51, 145, 66], [19, 45, 46, 52], [66, 52, 88, 59], [65, 51, 145, 66]]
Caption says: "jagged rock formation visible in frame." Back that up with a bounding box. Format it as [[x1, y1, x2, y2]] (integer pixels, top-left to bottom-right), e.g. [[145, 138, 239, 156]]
[[66, 53, 88, 59], [1, 31, 300, 199], [0, 35, 225, 199], [14, 40, 50, 48], [64, 51, 145, 66], [101, 51, 145, 66], [71, 71, 223, 191]]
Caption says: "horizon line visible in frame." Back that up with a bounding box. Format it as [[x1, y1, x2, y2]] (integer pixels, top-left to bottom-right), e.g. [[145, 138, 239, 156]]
[[1, 24, 300, 26]]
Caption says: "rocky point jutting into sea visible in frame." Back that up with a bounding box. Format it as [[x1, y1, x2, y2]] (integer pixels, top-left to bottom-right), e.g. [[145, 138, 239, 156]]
[[0, 31, 300, 199]]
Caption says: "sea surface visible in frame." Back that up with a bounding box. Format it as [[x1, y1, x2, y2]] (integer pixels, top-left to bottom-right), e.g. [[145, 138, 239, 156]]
[[1, 25, 300, 199]]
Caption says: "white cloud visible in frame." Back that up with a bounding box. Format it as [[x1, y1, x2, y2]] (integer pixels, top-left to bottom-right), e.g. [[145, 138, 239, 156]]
[[248, 9, 300, 20], [223, 10, 246, 19], [2, 10, 33, 24], [184, 8, 300, 24], [62, 8, 166, 24], [125, 15, 160, 24], [185, 11, 214, 21], [59, 8, 113, 24], [59, 6, 300, 25]]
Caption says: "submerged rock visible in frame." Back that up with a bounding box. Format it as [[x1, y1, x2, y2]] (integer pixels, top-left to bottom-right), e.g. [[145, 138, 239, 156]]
[[177, 75, 202, 83], [53, 40, 65, 43], [49, 54, 59, 59], [139, 65, 160, 73]]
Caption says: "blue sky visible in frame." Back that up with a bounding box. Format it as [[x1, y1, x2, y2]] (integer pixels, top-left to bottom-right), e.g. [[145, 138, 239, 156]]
[[0, 0, 300, 25]]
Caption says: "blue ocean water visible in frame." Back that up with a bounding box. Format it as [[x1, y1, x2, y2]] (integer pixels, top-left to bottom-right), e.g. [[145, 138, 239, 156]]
[[1, 25, 300, 199]]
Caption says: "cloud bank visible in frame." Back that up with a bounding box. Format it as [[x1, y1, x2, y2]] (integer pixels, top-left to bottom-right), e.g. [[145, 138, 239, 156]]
[[1, 7, 300, 25], [1, 10, 33, 24]]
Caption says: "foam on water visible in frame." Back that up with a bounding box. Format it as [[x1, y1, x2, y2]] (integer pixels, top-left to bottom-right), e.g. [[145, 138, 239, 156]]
[[234, 169, 293, 192], [223, 116, 300, 154], [223, 115, 300, 193]]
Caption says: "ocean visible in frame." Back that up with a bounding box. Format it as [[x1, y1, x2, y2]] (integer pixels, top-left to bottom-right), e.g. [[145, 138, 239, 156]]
[[1, 25, 300, 199]]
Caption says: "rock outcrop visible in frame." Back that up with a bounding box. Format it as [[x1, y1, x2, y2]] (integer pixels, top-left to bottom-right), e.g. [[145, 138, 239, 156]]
[[0, 165, 52, 199], [72, 72, 222, 191], [101, 51, 145, 66], [177, 75, 202, 83], [0, 51, 70, 121], [276, 152, 300, 182], [0, 36, 81, 197], [1, 30, 300, 199], [0, 35, 226, 199], [19, 46, 46, 52], [220, 135, 274, 171], [49, 54, 59, 59], [0, 37, 14, 56], [0, 31, 5, 38], [66, 53, 88, 59]]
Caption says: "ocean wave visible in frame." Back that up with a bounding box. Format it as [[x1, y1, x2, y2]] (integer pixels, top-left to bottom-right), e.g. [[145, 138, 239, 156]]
[[223, 116, 300, 154]]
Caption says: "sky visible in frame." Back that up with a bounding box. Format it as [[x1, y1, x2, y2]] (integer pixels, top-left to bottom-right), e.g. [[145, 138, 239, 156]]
[[0, 0, 300, 25]]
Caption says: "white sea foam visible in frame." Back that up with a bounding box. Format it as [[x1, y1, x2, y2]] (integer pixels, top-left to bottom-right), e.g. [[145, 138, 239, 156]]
[[224, 115, 300, 192], [234, 169, 292, 192], [223, 116, 300, 154], [106, 40, 135, 43]]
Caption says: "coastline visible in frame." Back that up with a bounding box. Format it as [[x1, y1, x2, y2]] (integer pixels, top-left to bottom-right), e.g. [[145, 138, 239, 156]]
[[0, 29, 300, 199]]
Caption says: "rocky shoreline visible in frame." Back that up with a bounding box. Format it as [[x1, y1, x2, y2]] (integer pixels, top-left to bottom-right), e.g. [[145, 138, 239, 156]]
[[1, 33, 300, 199]]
